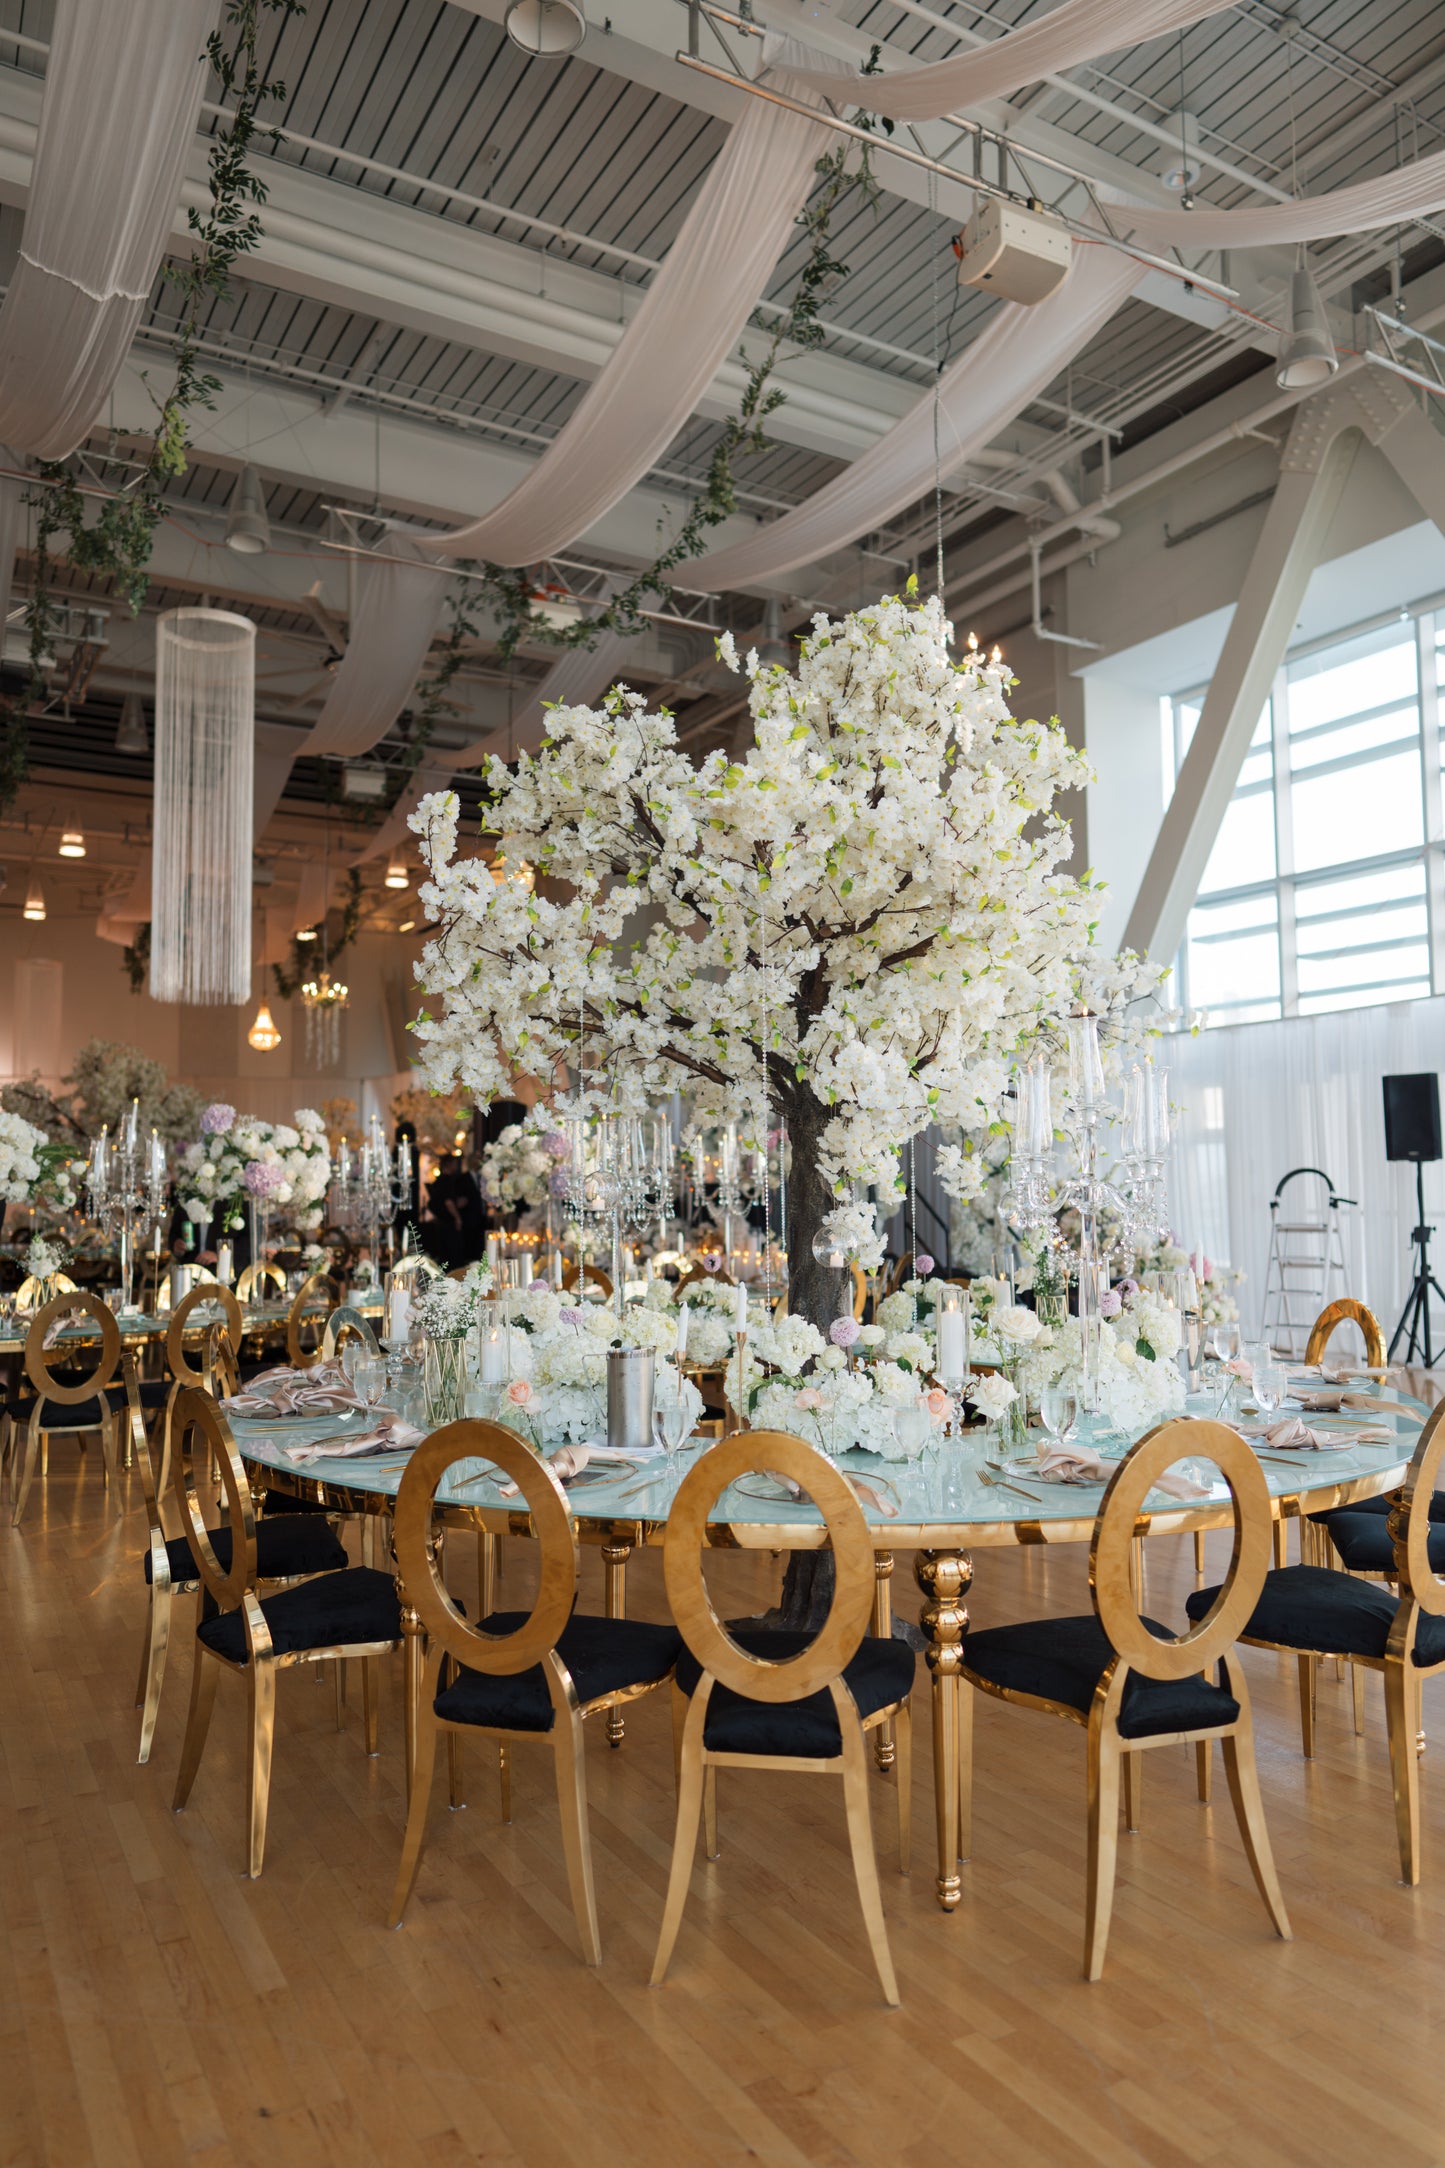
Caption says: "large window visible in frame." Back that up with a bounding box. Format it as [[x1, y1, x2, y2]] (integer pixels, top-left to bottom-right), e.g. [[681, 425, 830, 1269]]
[[1171, 606, 1445, 1023]]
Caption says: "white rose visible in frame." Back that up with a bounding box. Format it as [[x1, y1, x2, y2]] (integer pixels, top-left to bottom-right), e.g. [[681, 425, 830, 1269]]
[[992, 1305, 1041, 1346]]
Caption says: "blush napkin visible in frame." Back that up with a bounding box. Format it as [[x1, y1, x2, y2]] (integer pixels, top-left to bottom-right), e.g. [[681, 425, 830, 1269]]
[[1033, 1438, 1208, 1498], [226, 1363, 365, 1418], [281, 1417, 425, 1463]]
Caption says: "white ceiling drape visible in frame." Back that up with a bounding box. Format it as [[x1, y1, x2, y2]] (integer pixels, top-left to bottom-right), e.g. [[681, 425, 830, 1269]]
[[768, 0, 1235, 127], [682, 248, 1141, 590], [1107, 149, 1445, 250], [0, 0, 219, 460], [302, 530, 447, 759]]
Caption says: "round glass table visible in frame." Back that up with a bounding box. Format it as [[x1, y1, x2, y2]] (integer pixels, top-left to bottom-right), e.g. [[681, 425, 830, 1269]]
[[230, 1384, 1429, 1911]]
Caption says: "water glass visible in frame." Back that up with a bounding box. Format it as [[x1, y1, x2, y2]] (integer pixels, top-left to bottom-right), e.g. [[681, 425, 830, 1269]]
[[1040, 1385, 1078, 1447], [352, 1352, 388, 1411], [652, 1387, 693, 1454], [1253, 1360, 1286, 1419]]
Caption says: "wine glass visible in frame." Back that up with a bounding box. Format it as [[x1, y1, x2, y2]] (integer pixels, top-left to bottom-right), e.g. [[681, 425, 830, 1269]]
[[352, 1352, 388, 1414], [652, 1383, 693, 1455], [1252, 1359, 1285, 1421], [1040, 1384, 1078, 1451]]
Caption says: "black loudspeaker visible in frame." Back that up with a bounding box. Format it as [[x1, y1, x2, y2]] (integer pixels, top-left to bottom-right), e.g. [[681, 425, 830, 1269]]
[[1383, 1074, 1442, 1164]]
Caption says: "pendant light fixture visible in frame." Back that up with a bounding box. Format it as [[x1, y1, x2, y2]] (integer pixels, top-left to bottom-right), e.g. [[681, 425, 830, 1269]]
[[1275, 258, 1339, 390], [22, 870, 45, 921], [248, 997, 282, 1052], [505, 0, 585, 54], [116, 693, 149, 755], [152, 608, 256, 1004], [58, 825, 85, 858], [295, 924, 317, 942], [225, 464, 271, 555], [384, 855, 409, 889]]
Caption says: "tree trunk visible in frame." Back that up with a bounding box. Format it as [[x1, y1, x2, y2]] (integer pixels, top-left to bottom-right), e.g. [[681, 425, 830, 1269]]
[[773, 1089, 843, 1631]]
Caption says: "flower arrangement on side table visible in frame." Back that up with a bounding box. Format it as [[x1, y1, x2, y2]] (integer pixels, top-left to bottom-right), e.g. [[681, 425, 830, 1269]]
[[0, 1109, 77, 1212]]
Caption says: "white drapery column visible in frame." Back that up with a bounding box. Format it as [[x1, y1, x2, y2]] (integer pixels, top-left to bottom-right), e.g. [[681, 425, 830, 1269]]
[[0, 0, 219, 460], [151, 608, 255, 1005], [303, 530, 447, 759]]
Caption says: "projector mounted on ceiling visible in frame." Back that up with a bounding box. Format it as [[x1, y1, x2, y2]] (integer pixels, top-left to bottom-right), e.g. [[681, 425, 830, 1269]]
[[954, 201, 1073, 306]]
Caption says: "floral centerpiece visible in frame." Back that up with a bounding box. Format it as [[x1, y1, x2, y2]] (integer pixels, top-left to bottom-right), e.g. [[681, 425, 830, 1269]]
[[486, 1284, 704, 1446], [415, 1260, 493, 1423], [20, 1232, 70, 1306], [178, 1105, 332, 1239], [0, 1109, 77, 1211], [479, 1105, 568, 1220], [1010, 1283, 1186, 1432], [408, 586, 1147, 1350]]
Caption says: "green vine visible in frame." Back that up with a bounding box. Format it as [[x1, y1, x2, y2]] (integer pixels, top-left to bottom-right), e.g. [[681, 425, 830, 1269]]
[[272, 867, 363, 1000], [0, 1, 304, 820]]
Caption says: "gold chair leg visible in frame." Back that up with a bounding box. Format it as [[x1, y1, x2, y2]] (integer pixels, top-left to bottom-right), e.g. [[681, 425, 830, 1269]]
[[478, 1530, 497, 1620], [670, 1680, 686, 1795], [172, 1651, 220, 1810], [498, 1742, 512, 1823], [388, 1703, 442, 1927], [334, 1660, 347, 1730], [1219, 1690, 1292, 1940], [1297, 1653, 1316, 1759], [1350, 1661, 1366, 1737], [1272, 1518, 1288, 1569], [703, 1765, 719, 1860], [136, 1584, 172, 1765], [362, 1656, 379, 1758], [247, 1657, 277, 1879], [838, 1719, 901, 2007], [1123, 1751, 1141, 1834], [651, 1695, 707, 1986], [1193, 1530, 1206, 1576], [893, 1699, 912, 1875], [99, 1412, 120, 1497], [10, 1411, 44, 1526], [552, 1709, 602, 1966], [602, 1541, 630, 1748], [872, 1553, 895, 1772], [957, 1680, 973, 1866], [1084, 1726, 1122, 1982], [1384, 1657, 1423, 1886], [1196, 1738, 1212, 1803]]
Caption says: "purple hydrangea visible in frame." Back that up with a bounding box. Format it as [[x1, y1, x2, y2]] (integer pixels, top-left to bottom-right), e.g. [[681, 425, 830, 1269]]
[[558, 1306, 584, 1327], [548, 1170, 570, 1198], [914, 1252, 935, 1277], [543, 1130, 570, 1160], [201, 1102, 235, 1135], [1098, 1288, 1123, 1318], [242, 1159, 284, 1198], [830, 1316, 861, 1349]]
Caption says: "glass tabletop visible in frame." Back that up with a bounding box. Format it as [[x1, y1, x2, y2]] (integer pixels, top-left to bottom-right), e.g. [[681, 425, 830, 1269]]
[[229, 1384, 1429, 1540]]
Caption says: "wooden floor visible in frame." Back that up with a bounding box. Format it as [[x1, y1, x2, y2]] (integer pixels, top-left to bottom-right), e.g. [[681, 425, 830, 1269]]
[[5, 1381, 1445, 2168]]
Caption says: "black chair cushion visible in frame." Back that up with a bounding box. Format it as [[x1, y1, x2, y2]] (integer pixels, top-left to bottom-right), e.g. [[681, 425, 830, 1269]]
[[435, 1612, 682, 1733], [963, 1615, 1240, 1740], [1187, 1564, 1445, 1669], [673, 1628, 916, 1757], [1313, 1510, 1445, 1576], [1310, 1489, 1445, 1527], [5, 1376, 169, 1426], [258, 1491, 333, 1516], [196, 1565, 401, 1664], [145, 1514, 348, 1586]]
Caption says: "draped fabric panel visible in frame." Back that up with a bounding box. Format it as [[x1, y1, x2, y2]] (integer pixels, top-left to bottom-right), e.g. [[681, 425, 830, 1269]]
[[0, 0, 219, 460], [253, 719, 307, 839], [1165, 999, 1445, 1346], [768, 0, 1235, 126], [408, 83, 834, 565], [683, 248, 1140, 589], [1108, 150, 1445, 250], [303, 532, 447, 759]]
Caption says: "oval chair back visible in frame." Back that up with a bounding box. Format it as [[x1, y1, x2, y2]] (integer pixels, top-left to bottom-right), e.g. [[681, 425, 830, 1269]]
[[653, 1429, 908, 2005], [235, 1260, 286, 1305], [166, 1283, 243, 1391], [169, 1385, 260, 1620], [560, 1262, 612, 1299], [1304, 1297, 1386, 1371], [676, 1260, 734, 1292], [321, 1306, 380, 1360], [16, 1270, 78, 1306], [1379, 1401, 1445, 1877], [285, 1271, 341, 1369], [9, 1289, 124, 1524]]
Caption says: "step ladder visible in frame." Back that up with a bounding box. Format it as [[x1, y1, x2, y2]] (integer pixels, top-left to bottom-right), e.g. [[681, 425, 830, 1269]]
[[1261, 1166, 1356, 1358]]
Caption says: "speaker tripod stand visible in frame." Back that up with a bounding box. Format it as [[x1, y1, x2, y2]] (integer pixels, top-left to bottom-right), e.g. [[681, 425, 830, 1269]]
[[1390, 1160, 1445, 1368]]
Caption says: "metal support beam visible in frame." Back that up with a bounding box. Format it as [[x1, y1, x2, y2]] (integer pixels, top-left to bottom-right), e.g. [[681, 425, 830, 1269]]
[[1122, 393, 1365, 962]]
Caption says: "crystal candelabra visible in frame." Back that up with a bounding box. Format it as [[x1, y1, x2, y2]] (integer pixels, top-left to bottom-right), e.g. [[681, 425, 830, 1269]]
[[558, 1107, 674, 1314], [86, 1098, 169, 1311], [331, 1119, 410, 1271]]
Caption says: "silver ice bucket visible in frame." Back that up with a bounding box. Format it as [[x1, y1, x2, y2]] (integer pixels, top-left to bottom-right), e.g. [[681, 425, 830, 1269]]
[[607, 1345, 655, 1452]]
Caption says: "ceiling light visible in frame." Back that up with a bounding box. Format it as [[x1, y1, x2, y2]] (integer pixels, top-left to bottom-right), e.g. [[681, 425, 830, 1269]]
[[1276, 264, 1338, 390], [225, 463, 272, 555], [248, 999, 282, 1052], [398, 918, 417, 934], [58, 826, 85, 858], [384, 857, 409, 889], [23, 873, 45, 922], [505, 0, 585, 55], [295, 924, 317, 942], [116, 693, 149, 755]]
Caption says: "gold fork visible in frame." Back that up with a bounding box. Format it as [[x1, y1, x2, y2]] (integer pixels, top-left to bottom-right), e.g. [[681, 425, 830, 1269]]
[[977, 1463, 1042, 1502]]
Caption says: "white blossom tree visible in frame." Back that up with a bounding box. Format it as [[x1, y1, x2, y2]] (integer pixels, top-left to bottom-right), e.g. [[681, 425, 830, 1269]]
[[410, 586, 1135, 1335]]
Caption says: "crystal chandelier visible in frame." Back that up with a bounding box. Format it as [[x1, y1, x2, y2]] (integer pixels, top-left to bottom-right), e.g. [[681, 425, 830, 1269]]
[[300, 966, 348, 1067]]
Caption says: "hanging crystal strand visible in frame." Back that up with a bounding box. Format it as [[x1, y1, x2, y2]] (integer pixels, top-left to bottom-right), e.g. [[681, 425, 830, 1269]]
[[757, 867, 772, 1314]]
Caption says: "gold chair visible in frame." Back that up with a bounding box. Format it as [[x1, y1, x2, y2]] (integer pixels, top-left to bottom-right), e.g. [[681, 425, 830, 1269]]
[[160, 1283, 243, 1472], [3, 1290, 125, 1526], [15, 1270, 78, 1305], [962, 1419, 1291, 1981], [651, 1431, 914, 2007], [675, 1260, 734, 1292], [321, 1305, 380, 1359], [170, 1386, 402, 1876], [236, 1260, 286, 1305], [1304, 1297, 1387, 1371], [131, 1341, 347, 1764], [560, 1261, 613, 1299], [389, 1420, 682, 1959], [285, 1270, 342, 1369], [1189, 1400, 1445, 1881]]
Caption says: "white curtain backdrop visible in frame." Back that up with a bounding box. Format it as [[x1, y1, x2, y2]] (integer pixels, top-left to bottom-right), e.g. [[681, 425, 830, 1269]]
[[304, 532, 447, 759], [1164, 1000, 1445, 1349], [770, 0, 1233, 126], [151, 607, 255, 1005], [409, 82, 834, 565], [0, 0, 218, 460], [1108, 149, 1445, 249], [684, 247, 1139, 588]]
